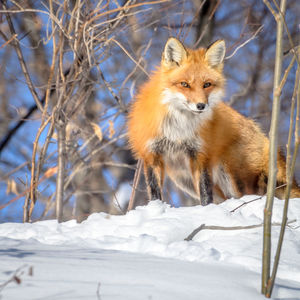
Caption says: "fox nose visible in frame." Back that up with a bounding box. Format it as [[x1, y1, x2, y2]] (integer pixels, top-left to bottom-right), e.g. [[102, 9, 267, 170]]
[[196, 103, 206, 111]]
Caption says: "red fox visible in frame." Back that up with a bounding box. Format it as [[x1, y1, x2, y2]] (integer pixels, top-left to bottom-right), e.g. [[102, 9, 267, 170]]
[[127, 37, 300, 205]]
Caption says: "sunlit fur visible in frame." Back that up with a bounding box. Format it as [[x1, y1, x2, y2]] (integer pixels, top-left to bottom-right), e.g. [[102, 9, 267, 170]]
[[127, 38, 300, 202]]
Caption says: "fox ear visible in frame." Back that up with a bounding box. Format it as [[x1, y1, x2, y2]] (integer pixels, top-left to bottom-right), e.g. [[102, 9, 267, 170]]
[[205, 40, 226, 67], [162, 38, 187, 68]]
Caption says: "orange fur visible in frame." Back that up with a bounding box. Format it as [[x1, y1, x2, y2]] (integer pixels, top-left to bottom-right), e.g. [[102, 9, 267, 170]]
[[127, 38, 300, 203]]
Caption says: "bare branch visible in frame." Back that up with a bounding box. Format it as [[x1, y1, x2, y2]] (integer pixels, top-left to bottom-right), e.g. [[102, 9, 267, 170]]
[[225, 25, 263, 60], [262, 0, 287, 296], [55, 112, 66, 223], [185, 219, 296, 241], [127, 159, 143, 211], [2, 2, 44, 112]]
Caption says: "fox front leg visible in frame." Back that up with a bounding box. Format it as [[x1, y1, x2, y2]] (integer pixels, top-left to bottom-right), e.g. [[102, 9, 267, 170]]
[[144, 164, 163, 200], [199, 169, 213, 206]]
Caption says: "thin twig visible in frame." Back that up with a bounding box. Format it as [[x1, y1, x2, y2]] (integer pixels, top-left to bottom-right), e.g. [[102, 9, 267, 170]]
[[112, 192, 125, 215], [41, 0, 58, 124], [28, 115, 53, 221], [0, 166, 57, 212], [2, 2, 44, 112], [0, 265, 33, 293], [120, 38, 153, 95], [0, 32, 17, 49], [127, 159, 143, 212], [185, 219, 296, 241], [82, 0, 169, 30], [1, 162, 29, 180], [34, 121, 55, 197], [271, 0, 300, 68], [225, 26, 263, 60], [263, 0, 277, 18], [230, 196, 263, 213], [276, 55, 296, 97], [98, 66, 125, 111], [230, 183, 287, 213], [110, 38, 149, 77], [64, 133, 127, 191]]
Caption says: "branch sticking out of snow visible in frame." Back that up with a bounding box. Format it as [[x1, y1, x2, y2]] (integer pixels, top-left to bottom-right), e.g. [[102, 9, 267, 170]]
[[184, 220, 296, 241], [0, 264, 33, 294]]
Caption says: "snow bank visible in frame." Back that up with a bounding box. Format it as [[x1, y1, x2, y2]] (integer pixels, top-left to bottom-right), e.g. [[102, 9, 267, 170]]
[[1, 196, 300, 274], [1, 196, 300, 299]]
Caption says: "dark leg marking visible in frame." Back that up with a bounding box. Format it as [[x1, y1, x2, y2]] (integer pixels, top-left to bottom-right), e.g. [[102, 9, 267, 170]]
[[145, 166, 162, 200], [199, 169, 213, 206], [256, 172, 268, 194], [234, 175, 245, 195]]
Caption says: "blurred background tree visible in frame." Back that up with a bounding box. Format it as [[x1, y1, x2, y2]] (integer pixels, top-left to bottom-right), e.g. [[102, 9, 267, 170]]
[[0, 0, 299, 222]]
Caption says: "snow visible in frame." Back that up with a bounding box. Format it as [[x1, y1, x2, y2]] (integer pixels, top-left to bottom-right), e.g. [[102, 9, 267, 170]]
[[1, 196, 300, 299]]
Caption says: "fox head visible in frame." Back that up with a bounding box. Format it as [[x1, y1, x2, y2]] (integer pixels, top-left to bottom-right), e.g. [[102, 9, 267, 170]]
[[160, 38, 226, 115]]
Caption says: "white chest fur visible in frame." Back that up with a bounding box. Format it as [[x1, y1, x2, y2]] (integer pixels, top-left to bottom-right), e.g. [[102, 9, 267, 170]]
[[160, 88, 212, 143], [161, 107, 203, 143]]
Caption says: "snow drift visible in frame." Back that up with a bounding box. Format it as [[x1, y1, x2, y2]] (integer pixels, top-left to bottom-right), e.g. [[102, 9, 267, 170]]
[[1, 196, 300, 299]]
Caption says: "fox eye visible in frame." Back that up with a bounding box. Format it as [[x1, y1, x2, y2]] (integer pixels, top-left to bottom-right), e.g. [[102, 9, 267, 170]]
[[180, 81, 190, 88], [203, 82, 212, 88]]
